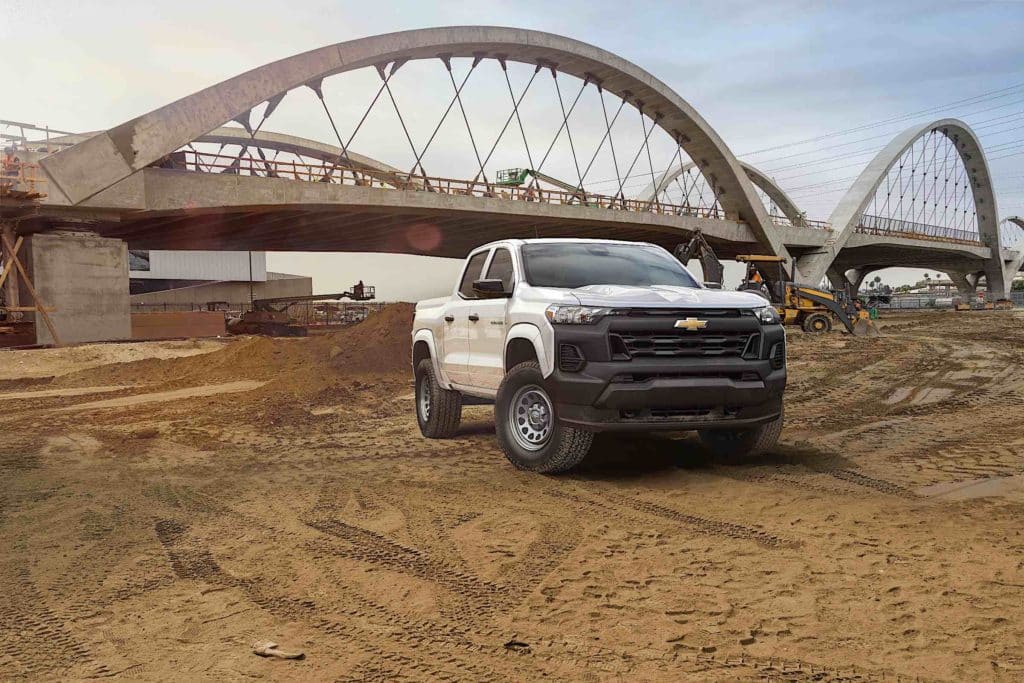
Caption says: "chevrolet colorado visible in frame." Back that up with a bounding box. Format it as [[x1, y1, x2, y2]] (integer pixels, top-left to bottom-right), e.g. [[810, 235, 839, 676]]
[[412, 239, 786, 473]]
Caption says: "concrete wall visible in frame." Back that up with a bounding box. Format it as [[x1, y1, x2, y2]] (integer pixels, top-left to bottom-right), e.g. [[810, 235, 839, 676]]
[[25, 231, 131, 345], [130, 273, 311, 309]]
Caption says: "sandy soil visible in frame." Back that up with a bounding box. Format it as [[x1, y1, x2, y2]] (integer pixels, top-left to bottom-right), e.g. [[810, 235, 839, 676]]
[[1, 306, 1022, 681], [0, 339, 227, 381]]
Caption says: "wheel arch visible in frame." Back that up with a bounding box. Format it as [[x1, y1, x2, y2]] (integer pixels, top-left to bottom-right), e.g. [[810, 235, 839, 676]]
[[504, 323, 552, 376], [412, 328, 452, 389]]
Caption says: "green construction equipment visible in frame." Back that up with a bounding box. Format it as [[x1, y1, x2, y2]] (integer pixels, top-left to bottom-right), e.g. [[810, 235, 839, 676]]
[[495, 168, 581, 193]]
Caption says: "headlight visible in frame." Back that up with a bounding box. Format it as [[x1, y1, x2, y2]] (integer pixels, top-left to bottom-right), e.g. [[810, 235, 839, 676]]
[[545, 305, 616, 324], [753, 305, 781, 325]]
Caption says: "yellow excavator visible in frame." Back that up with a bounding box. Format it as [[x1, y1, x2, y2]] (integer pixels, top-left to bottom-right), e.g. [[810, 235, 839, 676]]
[[675, 232, 879, 336]]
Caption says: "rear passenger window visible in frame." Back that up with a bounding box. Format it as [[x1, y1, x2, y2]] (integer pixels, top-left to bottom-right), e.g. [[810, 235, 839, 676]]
[[485, 248, 515, 291], [458, 251, 490, 298]]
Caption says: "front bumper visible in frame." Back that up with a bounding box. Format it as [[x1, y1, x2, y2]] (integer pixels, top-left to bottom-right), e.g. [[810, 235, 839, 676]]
[[547, 318, 786, 432]]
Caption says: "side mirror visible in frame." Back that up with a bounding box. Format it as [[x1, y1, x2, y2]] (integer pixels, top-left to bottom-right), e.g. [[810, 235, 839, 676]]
[[703, 281, 723, 289], [472, 278, 511, 298]]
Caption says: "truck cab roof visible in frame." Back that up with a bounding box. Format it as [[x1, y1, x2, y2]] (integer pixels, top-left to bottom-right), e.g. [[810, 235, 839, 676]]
[[471, 237, 659, 251]]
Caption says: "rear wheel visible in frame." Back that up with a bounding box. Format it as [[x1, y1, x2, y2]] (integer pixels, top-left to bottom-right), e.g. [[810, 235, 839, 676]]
[[495, 361, 593, 473], [802, 312, 832, 334], [415, 358, 462, 438], [699, 410, 783, 463]]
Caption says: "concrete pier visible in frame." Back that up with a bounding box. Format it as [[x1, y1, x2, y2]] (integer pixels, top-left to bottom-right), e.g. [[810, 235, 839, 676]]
[[23, 231, 131, 345]]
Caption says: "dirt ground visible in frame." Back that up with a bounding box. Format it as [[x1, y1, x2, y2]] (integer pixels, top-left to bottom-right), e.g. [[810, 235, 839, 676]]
[[1, 307, 1023, 681]]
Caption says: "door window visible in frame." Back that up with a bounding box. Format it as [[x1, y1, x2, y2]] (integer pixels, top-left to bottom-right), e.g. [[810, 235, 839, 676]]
[[458, 251, 490, 298], [485, 248, 515, 291]]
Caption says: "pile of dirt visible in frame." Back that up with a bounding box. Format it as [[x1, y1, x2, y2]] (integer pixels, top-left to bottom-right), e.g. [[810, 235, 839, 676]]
[[54, 303, 416, 393], [321, 302, 415, 375]]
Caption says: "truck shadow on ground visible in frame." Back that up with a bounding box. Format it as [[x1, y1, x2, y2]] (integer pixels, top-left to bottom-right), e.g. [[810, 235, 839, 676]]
[[569, 434, 854, 482], [453, 415, 858, 483]]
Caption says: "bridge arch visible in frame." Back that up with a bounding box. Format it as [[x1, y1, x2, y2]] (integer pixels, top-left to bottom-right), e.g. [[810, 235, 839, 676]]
[[795, 118, 1004, 293], [638, 160, 807, 226], [46, 126, 404, 175], [1004, 217, 1024, 282], [41, 26, 789, 262]]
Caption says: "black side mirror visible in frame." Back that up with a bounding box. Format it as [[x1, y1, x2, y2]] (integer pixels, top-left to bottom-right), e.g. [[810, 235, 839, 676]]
[[703, 281, 723, 289], [472, 278, 511, 298]]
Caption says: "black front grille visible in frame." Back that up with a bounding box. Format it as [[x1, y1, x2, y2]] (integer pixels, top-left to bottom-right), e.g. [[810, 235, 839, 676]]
[[613, 331, 757, 358]]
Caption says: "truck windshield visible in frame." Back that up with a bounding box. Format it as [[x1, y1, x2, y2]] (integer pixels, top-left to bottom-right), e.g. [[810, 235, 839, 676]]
[[521, 243, 699, 289]]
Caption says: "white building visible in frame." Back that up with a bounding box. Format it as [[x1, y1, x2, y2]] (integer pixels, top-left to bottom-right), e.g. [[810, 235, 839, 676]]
[[129, 250, 267, 284]]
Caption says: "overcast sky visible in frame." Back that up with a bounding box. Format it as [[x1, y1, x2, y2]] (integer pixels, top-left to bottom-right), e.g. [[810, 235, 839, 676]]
[[4, 0, 1023, 297]]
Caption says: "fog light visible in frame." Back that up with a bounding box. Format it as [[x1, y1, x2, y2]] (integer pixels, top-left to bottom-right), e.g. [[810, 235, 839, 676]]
[[769, 341, 786, 369]]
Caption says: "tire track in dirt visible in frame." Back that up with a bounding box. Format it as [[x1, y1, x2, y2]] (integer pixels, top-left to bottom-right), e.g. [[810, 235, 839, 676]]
[[818, 468, 916, 498], [0, 558, 110, 680], [541, 485, 800, 549], [688, 651, 921, 682], [153, 515, 519, 681]]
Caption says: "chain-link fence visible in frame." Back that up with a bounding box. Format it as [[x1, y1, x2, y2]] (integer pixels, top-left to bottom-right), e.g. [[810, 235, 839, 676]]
[[875, 290, 1023, 310], [131, 300, 392, 327]]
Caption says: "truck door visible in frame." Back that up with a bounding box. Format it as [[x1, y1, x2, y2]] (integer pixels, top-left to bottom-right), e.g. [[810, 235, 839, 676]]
[[442, 249, 490, 386], [467, 246, 515, 390]]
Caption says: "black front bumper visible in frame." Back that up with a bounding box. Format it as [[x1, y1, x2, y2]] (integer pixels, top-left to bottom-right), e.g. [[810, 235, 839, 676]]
[[547, 315, 786, 432]]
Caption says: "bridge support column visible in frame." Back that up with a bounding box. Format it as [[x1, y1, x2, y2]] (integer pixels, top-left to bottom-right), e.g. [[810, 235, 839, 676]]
[[22, 230, 132, 345], [997, 263, 1018, 299], [947, 272, 978, 295], [826, 266, 864, 293], [983, 260, 1008, 298]]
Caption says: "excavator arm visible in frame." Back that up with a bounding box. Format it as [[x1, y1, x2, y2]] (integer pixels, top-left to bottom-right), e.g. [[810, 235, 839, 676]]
[[673, 230, 724, 286]]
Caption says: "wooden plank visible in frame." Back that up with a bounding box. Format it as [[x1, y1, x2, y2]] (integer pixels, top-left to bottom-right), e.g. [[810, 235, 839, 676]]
[[0, 232, 61, 347], [0, 235, 23, 291]]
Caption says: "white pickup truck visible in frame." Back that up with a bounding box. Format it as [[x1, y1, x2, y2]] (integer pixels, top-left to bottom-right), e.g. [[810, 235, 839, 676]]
[[412, 238, 787, 473]]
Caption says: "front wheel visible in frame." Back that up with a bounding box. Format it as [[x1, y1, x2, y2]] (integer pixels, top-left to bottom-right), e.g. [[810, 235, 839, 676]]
[[495, 361, 593, 473], [415, 359, 462, 438], [802, 312, 832, 334], [699, 410, 783, 463]]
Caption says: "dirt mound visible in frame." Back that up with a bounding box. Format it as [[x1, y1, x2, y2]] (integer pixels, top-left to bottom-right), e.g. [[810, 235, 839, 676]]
[[56, 303, 416, 392], [322, 303, 415, 375]]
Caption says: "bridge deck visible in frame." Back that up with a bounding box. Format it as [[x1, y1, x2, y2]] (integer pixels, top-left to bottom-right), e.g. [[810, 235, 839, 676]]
[[20, 164, 1002, 265]]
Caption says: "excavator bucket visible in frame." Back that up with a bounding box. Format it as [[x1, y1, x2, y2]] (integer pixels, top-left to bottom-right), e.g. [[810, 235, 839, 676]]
[[851, 314, 881, 337]]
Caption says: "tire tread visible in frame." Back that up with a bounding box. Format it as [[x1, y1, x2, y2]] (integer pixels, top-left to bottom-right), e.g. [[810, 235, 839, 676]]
[[416, 359, 462, 438], [496, 361, 593, 473]]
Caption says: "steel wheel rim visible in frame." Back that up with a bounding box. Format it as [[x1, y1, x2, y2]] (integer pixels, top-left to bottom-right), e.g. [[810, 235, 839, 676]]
[[418, 375, 431, 422], [508, 384, 553, 451]]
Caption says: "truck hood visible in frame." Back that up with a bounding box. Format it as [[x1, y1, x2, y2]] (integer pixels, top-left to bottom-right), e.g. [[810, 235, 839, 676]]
[[567, 284, 768, 309]]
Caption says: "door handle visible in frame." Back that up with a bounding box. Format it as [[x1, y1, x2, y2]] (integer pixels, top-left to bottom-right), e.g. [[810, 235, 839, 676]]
[[444, 315, 454, 322], [468, 314, 480, 322]]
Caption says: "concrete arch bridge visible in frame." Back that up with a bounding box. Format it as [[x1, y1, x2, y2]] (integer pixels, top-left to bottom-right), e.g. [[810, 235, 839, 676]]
[[5, 26, 1021, 296]]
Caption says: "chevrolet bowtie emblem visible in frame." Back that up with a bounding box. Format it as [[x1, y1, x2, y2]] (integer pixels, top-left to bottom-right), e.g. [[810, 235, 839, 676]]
[[674, 318, 708, 331]]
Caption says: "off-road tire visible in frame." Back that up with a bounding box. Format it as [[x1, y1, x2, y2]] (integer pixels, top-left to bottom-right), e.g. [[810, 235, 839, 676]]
[[802, 312, 832, 334], [699, 409, 783, 463], [415, 358, 462, 438], [495, 361, 593, 473]]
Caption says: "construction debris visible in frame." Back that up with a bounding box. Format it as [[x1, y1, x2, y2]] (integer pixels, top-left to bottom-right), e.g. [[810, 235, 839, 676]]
[[251, 641, 305, 660]]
